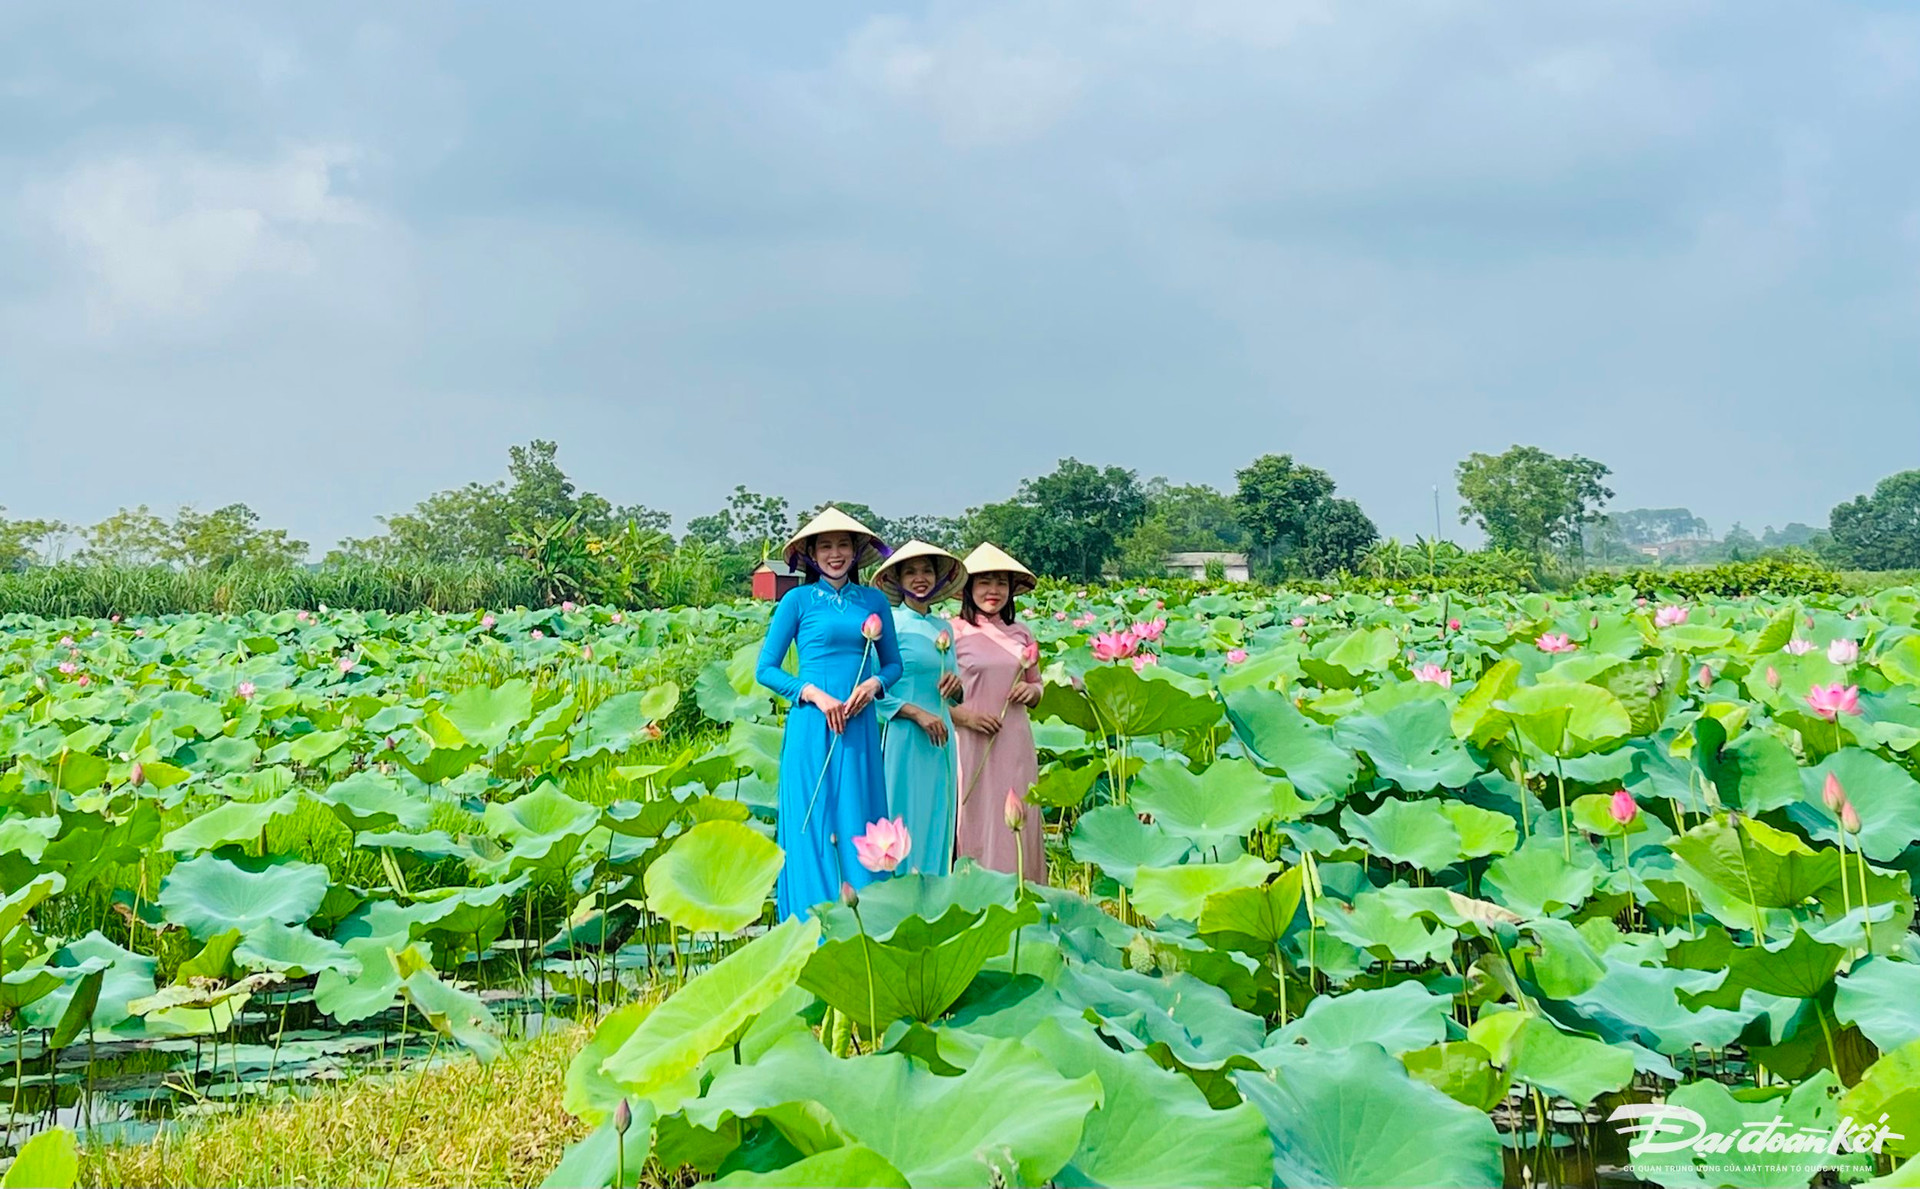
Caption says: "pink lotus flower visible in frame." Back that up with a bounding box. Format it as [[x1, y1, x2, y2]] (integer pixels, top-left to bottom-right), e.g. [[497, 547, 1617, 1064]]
[[1022, 640, 1041, 668], [935, 630, 951, 653], [611, 612, 623, 624], [76, 675, 89, 687], [237, 681, 256, 699], [1785, 638, 1815, 656], [58, 636, 72, 647], [1636, 598, 1648, 606], [1135, 587, 1151, 596], [1290, 617, 1308, 628], [1446, 618, 1462, 633], [862, 613, 884, 642], [1609, 789, 1638, 825], [1823, 772, 1847, 812], [1226, 648, 1249, 665], [129, 762, 145, 787], [1055, 611, 1068, 621], [854, 817, 912, 873], [1536, 632, 1577, 654], [295, 610, 310, 622], [1005, 788, 1027, 832], [1842, 802, 1862, 834], [531, 629, 544, 640], [337, 655, 355, 674], [1697, 664, 1713, 689], [582, 645, 593, 661], [1412, 663, 1453, 689], [1131, 653, 1159, 673], [1655, 605, 1689, 628], [1806, 682, 1861, 720], [561, 601, 576, 613], [134, 629, 144, 637], [481, 614, 496, 629], [1765, 667, 1780, 689], [58, 662, 75, 675], [1131, 618, 1167, 643], [1091, 630, 1138, 662], [840, 881, 858, 908], [1828, 638, 1859, 665], [1154, 600, 1165, 610]]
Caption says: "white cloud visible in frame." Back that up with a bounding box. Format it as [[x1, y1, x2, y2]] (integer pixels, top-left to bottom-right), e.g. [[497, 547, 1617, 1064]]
[[842, 15, 1085, 147], [26, 143, 370, 328]]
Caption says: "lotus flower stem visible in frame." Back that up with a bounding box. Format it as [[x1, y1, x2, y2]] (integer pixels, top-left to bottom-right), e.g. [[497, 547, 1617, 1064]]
[[801, 640, 874, 833], [1555, 758, 1571, 863]]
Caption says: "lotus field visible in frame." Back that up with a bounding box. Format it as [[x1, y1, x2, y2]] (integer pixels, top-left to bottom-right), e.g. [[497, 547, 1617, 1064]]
[[9, 586, 1920, 1186]]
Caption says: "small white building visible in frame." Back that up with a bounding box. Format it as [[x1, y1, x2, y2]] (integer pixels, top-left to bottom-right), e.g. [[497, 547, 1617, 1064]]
[[1164, 552, 1250, 582]]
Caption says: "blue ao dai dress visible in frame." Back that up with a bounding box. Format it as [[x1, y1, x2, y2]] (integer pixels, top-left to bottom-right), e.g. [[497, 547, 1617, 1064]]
[[876, 605, 957, 876], [755, 581, 903, 921]]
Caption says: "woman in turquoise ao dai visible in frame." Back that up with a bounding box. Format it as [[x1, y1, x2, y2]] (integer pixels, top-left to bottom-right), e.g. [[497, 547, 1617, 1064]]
[[872, 541, 969, 876], [756, 508, 903, 921]]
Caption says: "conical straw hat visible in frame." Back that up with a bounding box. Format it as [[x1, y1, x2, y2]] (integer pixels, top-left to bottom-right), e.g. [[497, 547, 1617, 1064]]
[[960, 542, 1036, 596], [873, 540, 968, 606], [783, 506, 887, 573]]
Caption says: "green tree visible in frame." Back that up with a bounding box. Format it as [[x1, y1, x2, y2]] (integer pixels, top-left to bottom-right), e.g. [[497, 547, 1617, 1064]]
[[1234, 455, 1335, 574], [0, 509, 69, 570], [78, 506, 174, 566], [1116, 515, 1179, 580], [966, 459, 1146, 580], [885, 514, 966, 552], [1830, 470, 1920, 570], [171, 504, 307, 569], [726, 487, 792, 562], [1455, 445, 1613, 559], [1298, 498, 1378, 577]]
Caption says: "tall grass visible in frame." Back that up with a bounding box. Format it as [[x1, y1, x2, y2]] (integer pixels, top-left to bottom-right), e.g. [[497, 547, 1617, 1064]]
[[0, 561, 545, 618]]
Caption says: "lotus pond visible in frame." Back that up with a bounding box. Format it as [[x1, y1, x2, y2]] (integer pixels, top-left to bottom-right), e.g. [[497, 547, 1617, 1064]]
[[8, 586, 1920, 1187]]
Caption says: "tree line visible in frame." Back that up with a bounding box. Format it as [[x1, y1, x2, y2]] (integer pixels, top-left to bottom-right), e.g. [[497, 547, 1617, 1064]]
[[8, 441, 1920, 599]]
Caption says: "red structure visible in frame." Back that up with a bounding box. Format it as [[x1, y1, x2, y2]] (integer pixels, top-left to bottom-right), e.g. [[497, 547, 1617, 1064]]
[[751, 560, 800, 601]]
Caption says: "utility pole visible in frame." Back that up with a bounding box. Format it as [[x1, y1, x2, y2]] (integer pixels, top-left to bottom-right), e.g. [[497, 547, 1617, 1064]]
[[1433, 486, 1443, 542]]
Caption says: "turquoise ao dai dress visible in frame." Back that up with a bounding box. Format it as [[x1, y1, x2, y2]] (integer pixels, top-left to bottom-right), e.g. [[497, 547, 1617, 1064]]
[[876, 604, 958, 876]]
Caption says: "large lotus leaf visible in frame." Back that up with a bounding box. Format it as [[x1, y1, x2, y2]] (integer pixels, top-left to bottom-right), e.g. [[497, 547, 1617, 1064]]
[[1223, 688, 1358, 800], [312, 938, 412, 1024], [1667, 815, 1841, 910], [1640, 1070, 1871, 1188], [0, 967, 69, 1015], [441, 679, 533, 751], [483, 783, 600, 872], [1236, 1044, 1502, 1189], [159, 793, 305, 854], [1339, 799, 1463, 871], [643, 820, 782, 935], [1071, 664, 1222, 738], [21, 932, 154, 1033], [1516, 918, 1608, 998], [1068, 807, 1194, 884], [1129, 757, 1291, 843], [1131, 855, 1275, 923], [711, 1146, 906, 1188], [1324, 626, 1399, 676], [1676, 928, 1843, 1010], [413, 878, 531, 956], [1790, 748, 1920, 863], [1555, 959, 1759, 1056], [1401, 1041, 1510, 1112], [599, 915, 819, 1097], [0, 873, 64, 942], [1333, 700, 1484, 792], [1320, 889, 1458, 965], [1198, 866, 1305, 945], [686, 1031, 1100, 1188], [1439, 802, 1518, 859], [573, 689, 671, 760], [1466, 1011, 1634, 1107], [724, 721, 784, 784], [1453, 658, 1520, 740], [3, 1126, 77, 1189], [1695, 726, 1802, 814], [1271, 981, 1451, 1056], [1022, 1015, 1272, 1189], [158, 853, 331, 940], [1836, 958, 1920, 1053], [800, 897, 1038, 1036], [288, 729, 351, 765], [539, 1112, 657, 1189], [402, 969, 502, 1062], [234, 922, 356, 978], [1498, 682, 1632, 757], [1840, 1038, 1920, 1163], [820, 867, 1018, 940], [695, 645, 770, 726], [1046, 961, 1267, 1068], [314, 772, 431, 833]]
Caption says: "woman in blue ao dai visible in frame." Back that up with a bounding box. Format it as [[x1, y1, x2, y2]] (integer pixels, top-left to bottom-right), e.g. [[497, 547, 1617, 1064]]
[[872, 541, 969, 876], [755, 508, 903, 921]]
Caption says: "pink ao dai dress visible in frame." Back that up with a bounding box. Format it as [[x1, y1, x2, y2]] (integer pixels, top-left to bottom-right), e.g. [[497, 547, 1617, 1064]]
[[949, 615, 1046, 884]]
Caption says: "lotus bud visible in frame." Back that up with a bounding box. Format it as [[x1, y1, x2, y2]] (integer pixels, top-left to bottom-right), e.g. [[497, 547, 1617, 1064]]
[[862, 613, 884, 642], [1022, 640, 1040, 667], [384, 736, 399, 751], [582, 645, 593, 661], [614, 1098, 633, 1136], [1697, 664, 1713, 689], [1608, 789, 1638, 826], [1828, 638, 1859, 665], [1822, 772, 1847, 812], [1842, 802, 1863, 834], [1005, 788, 1027, 832], [1226, 648, 1248, 665], [531, 629, 544, 640], [934, 630, 951, 653], [1765, 666, 1780, 689], [841, 881, 859, 908], [612, 612, 624, 624], [562, 601, 576, 613], [481, 613, 496, 629], [129, 762, 145, 787], [337, 655, 355, 674], [1447, 618, 1462, 632]]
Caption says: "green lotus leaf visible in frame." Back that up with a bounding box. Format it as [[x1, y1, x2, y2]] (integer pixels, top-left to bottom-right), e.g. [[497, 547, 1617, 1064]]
[[643, 820, 782, 935], [572, 690, 670, 760], [1024, 1015, 1273, 1188], [1696, 726, 1802, 814], [1401, 1041, 1510, 1112], [314, 772, 431, 833], [3, 1126, 77, 1189], [158, 853, 331, 940], [1340, 799, 1463, 871], [686, 1031, 1100, 1188], [1559, 958, 1759, 1055], [1322, 888, 1458, 965], [1438, 802, 1518, 859], [710, 1145, 905, 1188], [1198, 866, 1304, 945], [1237, 1043, 1502, 1188], [159, 793, 305, 854], [1836, 958, 1920, 1053], [1131, 855, 1275, 923], [1466, 1011, 1634, 1107], [1334, 699, 1485, 792], [1064, 664, 1223, 738], [1068, 807, 1193, 885], [441, 679, 533, 751], [312, 939, 416, 1024], [21, 932, 152, 1034], [1676, 928, 1843, 1010], [0, 873, 64, 942], [695, 645, 769, 725], [288, 729, 351, 765], [1485, 836, 1602, 918], [1667, 814, 1841, 910], [1271, 980, 1451, 1056], [1648, 1070, 1870, 1187], [1840, 1038, 1920, 1164], [412, 878, 531, 957], [1792, 748, 1920, 863], [0, 967, 70, 1015], [1498, 682, 1633, 757], [598, 915, 819, 1098], [401, 969, 501, 1062], [483, 783, 600, 872], [1129, 757, 1292, 844], [801, 895, 1038, 1036], [1325, 626, 1399, 676], [235, 922, 357, 978], [1223, 688, 1359, 800], [0, 816, 62, 862]]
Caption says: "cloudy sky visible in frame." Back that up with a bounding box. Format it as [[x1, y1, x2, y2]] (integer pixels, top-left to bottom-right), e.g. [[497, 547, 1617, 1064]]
[[5, 1, 1918, 555]]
